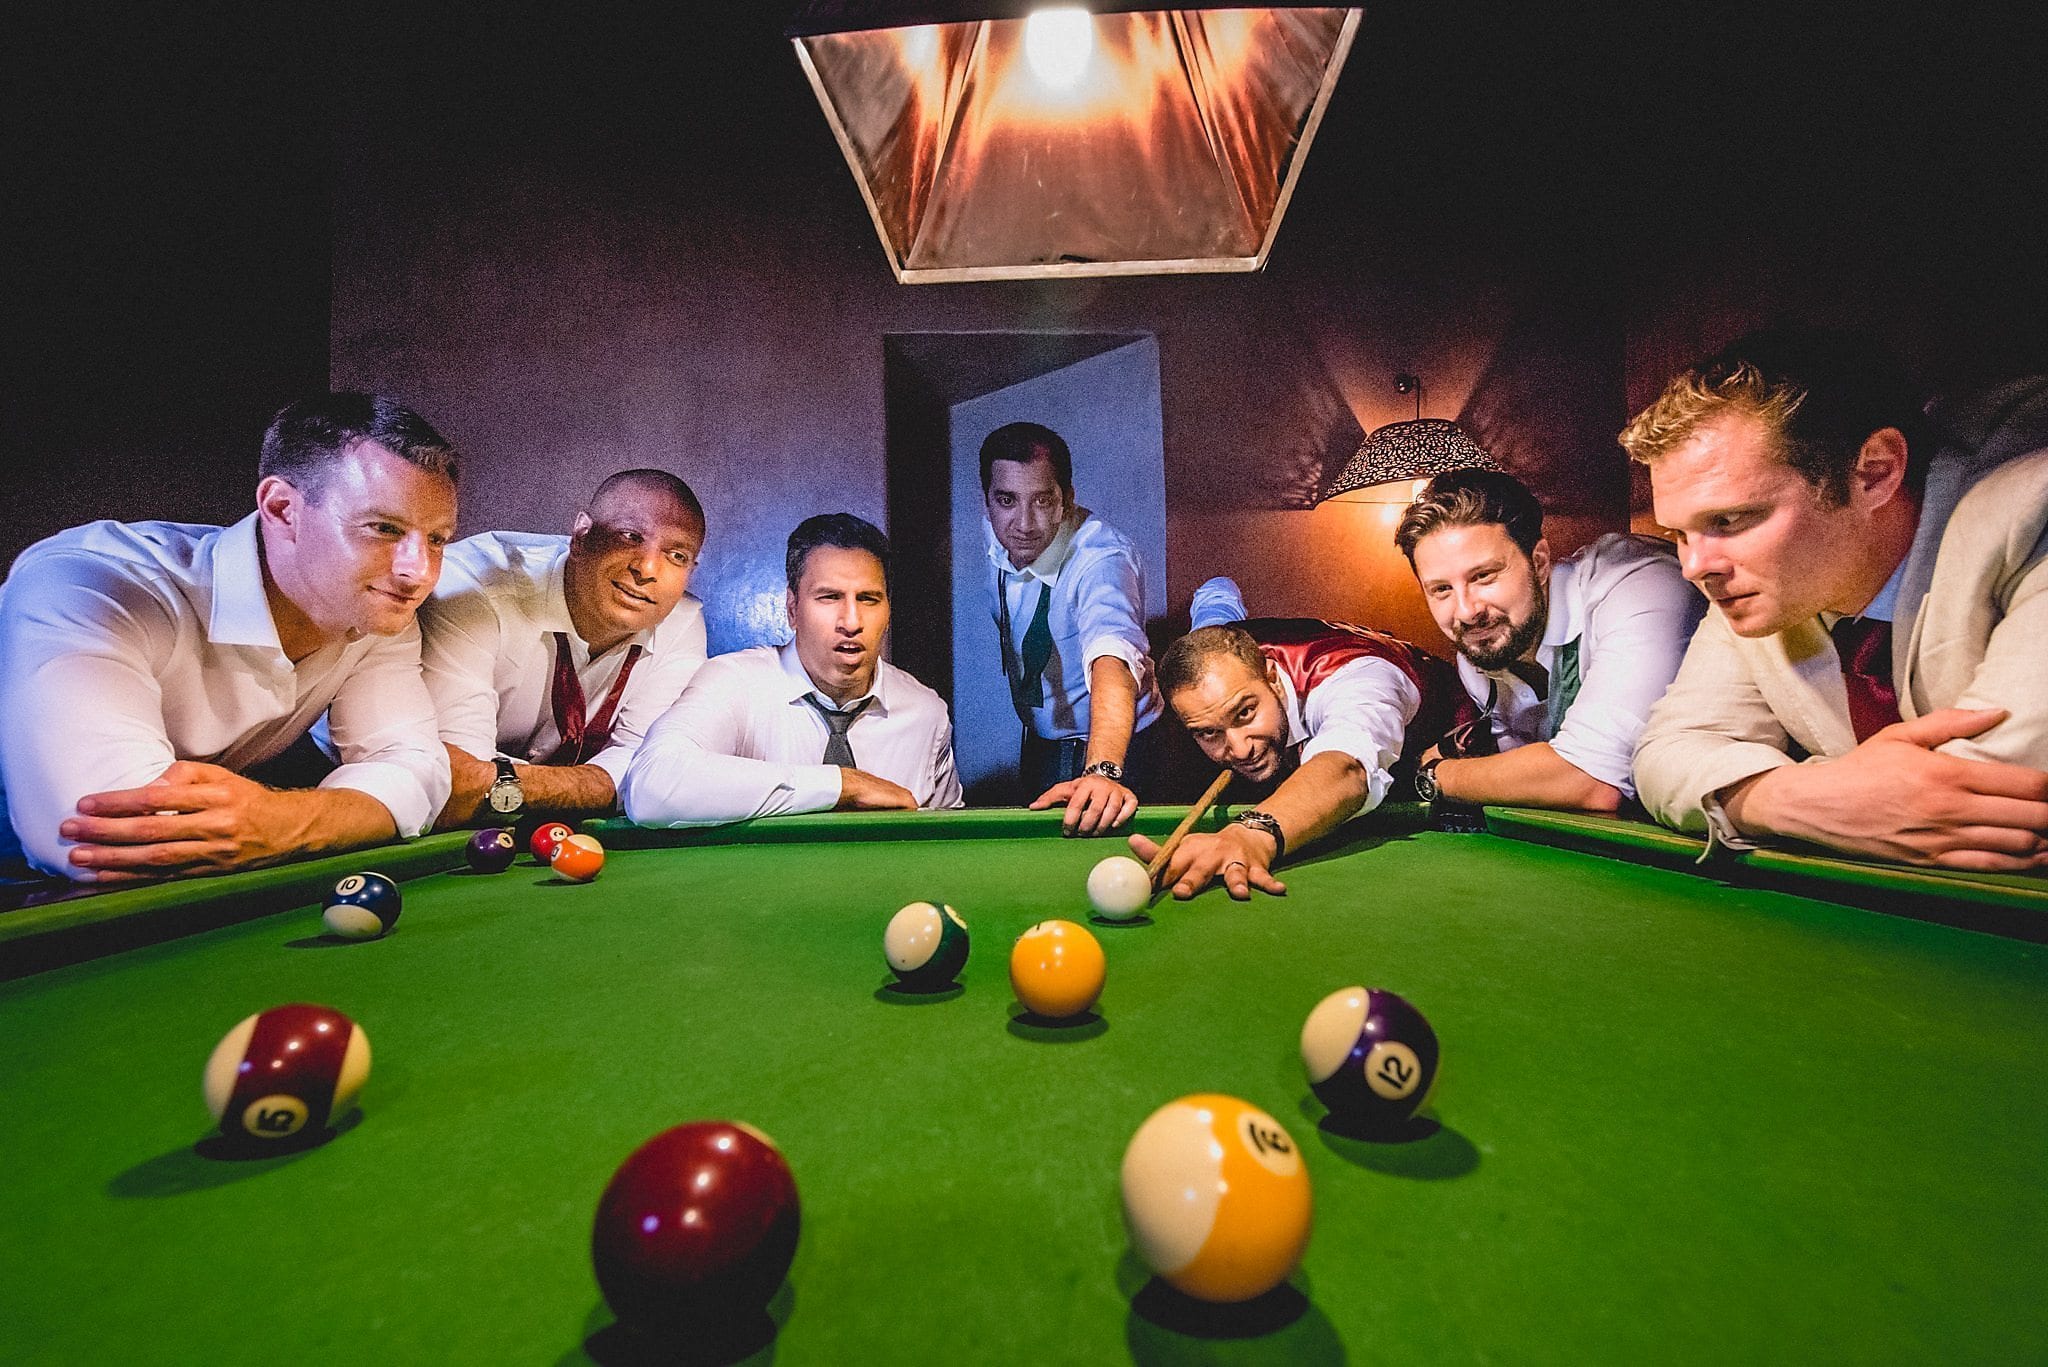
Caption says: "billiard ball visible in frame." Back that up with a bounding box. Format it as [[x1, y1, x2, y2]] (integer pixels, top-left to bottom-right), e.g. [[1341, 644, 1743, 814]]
[[203, 1003, 372, 1144], [321, 872, 401, 940], [530, 821, 574, 863], [883, 901, 969, 989], [592, 1121, 801, 1335], [551, 832, 606, 882], [1120, 1093, 1312, 1303], [466, 827, 519, 874], [1086, 855, 1152, 921], [1299, 985, 1440, 1125], [1008, 919, 1105, 1020]]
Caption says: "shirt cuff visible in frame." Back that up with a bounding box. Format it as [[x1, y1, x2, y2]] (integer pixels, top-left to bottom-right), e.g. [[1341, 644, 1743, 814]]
[[787, 763, 846, 815], [321, 762, 436, 839], [1548, 731, 1635, 798], [1080, 637, 1144, 677]]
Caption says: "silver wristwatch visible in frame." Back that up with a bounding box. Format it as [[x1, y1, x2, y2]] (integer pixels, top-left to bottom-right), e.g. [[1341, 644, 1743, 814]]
[[1414, 756, 1445, 803], [487, 757, 525, 817], [1229, 809, 1286, 862], [1080, 760, 1125, 782]]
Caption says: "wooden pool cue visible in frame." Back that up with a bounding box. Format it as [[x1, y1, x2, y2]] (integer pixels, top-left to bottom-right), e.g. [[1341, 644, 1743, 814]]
[[1145, 768, 1236, 889]]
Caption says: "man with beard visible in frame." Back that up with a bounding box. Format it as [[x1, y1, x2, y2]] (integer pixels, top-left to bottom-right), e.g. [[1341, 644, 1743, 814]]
[[1395, 468, 1701, 813], [1132, 590, 1471, 900]]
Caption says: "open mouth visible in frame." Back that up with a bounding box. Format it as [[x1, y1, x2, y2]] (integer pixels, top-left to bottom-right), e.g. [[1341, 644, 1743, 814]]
[[832, 641, 866, 661], [611, 581, 655, 607]]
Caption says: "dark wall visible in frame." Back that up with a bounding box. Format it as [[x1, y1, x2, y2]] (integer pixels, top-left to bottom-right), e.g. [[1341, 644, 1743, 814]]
[[12, 6, 2040, 659], [5, 8, 332, 565]]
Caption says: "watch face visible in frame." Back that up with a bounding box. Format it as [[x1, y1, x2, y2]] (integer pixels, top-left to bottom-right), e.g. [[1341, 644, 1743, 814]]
[[488, 784, 522, 814]]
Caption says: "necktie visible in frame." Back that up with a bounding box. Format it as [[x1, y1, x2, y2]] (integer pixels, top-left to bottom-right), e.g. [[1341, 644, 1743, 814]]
[[1831, 616, 1900, 743], [806, 695, 873, 768], [1543, 639, 1583, 739], [542, 632, 643, 765], [997, 573, 1055, 721]]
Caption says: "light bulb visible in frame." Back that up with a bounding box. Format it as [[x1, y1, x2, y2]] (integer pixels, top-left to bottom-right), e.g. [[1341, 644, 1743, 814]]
[[1024, 7, 1093, 89]]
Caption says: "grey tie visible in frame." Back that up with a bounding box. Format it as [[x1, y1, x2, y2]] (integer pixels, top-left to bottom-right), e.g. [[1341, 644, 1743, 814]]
[[806, 695, 873, 768]]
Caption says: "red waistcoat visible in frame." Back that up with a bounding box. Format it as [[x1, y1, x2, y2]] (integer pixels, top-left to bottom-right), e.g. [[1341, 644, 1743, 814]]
[[1243, 618, 1474, 771]]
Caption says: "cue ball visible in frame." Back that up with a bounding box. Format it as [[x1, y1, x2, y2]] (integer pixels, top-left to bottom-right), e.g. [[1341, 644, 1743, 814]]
[[883, 901, 969, 988], [466, 827, 519, 874], [1086, 855, 1152, 921], [321, 872, 401, 940], [203, 1003, 372, 1144], [592, 1121, 801, 1335], [529, 821, 574, 863], [1300, 985, 1440, 1125], [1009, 919, 1105, 1020], [550, 832, 606, 883], [1120, 1093, 1312, 1303]]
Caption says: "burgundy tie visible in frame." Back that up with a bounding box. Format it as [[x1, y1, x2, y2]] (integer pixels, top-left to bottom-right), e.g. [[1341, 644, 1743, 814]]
[[543, 632, 643, 765], [1831, 616, 1900, 744]]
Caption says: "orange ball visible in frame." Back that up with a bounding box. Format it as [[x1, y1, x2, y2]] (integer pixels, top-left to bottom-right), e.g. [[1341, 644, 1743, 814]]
[[1008, 919, 1105, 1019], [550, 832, 606, 882]]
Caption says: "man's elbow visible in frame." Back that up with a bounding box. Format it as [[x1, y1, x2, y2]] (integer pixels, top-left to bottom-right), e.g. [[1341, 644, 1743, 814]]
[[1573, 779, 1625, 816]]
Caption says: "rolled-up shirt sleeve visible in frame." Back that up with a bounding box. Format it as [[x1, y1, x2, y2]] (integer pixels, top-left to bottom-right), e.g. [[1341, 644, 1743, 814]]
[[1297, 656, 1422, 816], [591, 602, 709, 787], [927, 718, 965, 810], [417, 587, 507, 761], [321, 622, 450, 838], [1070, 547, 1149, 680], [1549, 554, 1704, 797], [0, 552, 180, 875], [620, 658, 841, 827]]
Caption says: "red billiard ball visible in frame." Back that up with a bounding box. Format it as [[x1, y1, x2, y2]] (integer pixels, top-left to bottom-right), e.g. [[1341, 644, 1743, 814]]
[[203, 1004, 371, 1145], [466, 827, 519, 874], [551, 833, 605, 883], [529, 822, 574, 864], [592, 1122, 800, 1335]]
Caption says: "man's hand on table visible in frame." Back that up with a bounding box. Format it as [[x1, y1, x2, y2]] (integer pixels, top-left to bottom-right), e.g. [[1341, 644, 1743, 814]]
[[1128, 823, 1286, 901], [834, 768, 918, 812], [58, 761, 332, 883], [1719, 707, 2048, 872], [1031, 774, 1138, 836]]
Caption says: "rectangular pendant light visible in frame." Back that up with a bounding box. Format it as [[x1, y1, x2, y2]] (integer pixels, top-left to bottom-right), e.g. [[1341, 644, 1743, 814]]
[[790, 3, 1362, 283]]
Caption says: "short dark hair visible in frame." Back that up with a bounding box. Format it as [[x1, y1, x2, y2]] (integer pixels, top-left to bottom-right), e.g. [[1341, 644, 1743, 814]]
[[587, 469, 706, 530], [786, 513, 890, 593], [259, 393, 459, 495], [1395, 468, 1546, 563], [979, 421, 1074, 497], [1619, 328, 1933, 503], [1157, 626, 1268, 702]]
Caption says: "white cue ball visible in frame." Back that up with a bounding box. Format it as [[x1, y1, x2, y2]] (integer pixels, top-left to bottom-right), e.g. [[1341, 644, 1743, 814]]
[[1087, 855, 1152, 921]]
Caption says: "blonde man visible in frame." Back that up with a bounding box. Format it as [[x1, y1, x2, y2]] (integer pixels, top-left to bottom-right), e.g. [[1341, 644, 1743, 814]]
[[1626, 329, 2048, 871]]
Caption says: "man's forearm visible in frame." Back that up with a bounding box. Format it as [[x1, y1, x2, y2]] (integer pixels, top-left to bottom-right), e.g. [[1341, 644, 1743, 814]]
[[512, 761, 619, 819], [1084, 657, 1138, 769], [1259, 752, 1373, 855], [1437, 743, 1623, 814], [266, 787, 401, 860]]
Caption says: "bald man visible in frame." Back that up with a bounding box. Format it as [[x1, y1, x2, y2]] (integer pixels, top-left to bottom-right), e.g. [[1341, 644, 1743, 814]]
[[421, 470, 710, 829]]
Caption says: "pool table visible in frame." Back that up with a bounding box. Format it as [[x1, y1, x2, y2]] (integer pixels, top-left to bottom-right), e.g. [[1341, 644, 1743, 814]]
[[4, 805, 2047, 1365]]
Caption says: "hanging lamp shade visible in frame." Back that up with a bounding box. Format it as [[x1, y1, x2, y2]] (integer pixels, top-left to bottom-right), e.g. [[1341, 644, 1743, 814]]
[[788, 3, 1362, 283], [1320, 418, 1502, 504]]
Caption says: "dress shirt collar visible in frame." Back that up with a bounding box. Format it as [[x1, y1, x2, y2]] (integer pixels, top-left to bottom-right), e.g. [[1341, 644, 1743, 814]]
[[207, 514, 286, 654], [776, 639, 890, 715], [1858, 558, 1906, 623], [1538, 550, 1586, 661], [984, 507, 1084, 585], [1272, 667, 1305, 748]]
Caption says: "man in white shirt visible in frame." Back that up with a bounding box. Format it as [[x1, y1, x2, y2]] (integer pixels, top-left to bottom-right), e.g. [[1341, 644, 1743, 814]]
[[0, 393, 458, 883], [1395, 467, 1703, 813], [1626, 329, 2048, 870], [422, 470, 709, 829], [1130, 592, 1471, 900], [979, 422, 1162, 835], [620, 514, 963, 827]]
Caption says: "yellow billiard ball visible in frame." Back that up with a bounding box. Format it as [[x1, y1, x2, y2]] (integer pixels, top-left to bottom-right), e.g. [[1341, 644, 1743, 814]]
[[1120, 1094, 1312, 1303], [1008, 919, 1105, 1019]]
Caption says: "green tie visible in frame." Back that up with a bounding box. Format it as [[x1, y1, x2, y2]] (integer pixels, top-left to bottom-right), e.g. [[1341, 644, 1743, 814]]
[[1543, 639, 1582, 737], [1000, 576, 1055, 720]]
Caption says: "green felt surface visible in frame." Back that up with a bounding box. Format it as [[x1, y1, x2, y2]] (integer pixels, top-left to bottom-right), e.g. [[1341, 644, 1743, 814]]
[[5, 816, 2047, 1364]]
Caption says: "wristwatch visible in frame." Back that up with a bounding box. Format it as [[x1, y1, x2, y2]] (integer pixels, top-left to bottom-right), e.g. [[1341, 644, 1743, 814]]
[[1080, 760, 1124, 782], [487, 757, 526, 818], [1413, 756, 1446, 803], [1229, 809, 1286, 862]]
